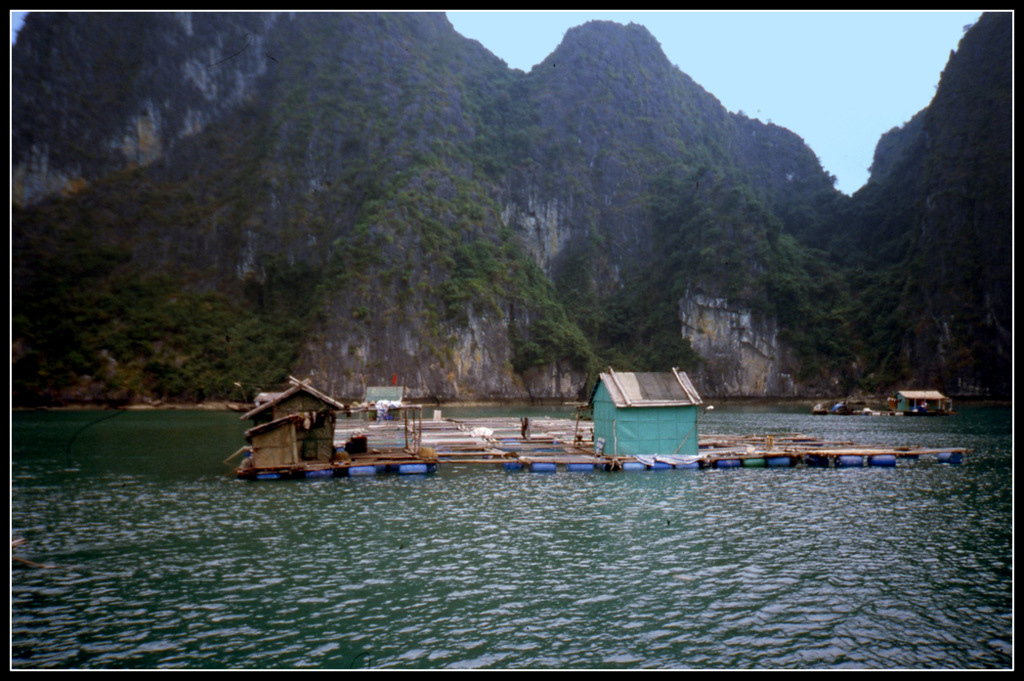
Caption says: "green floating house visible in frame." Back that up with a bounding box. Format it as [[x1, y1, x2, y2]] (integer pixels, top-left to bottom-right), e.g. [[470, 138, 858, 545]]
[[894, 390, 954, 415], [591, 368, 703, 457]]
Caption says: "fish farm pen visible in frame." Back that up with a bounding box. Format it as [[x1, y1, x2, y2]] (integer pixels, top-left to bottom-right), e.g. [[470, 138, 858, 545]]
[[364, 413, 965, 471], [235, 410, 966, 480], [229, 377, 966, 480]]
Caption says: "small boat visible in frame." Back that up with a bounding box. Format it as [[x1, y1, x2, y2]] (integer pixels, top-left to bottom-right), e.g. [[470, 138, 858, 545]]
[[812, 401, 853, 415], [812, 400, 878, 416]]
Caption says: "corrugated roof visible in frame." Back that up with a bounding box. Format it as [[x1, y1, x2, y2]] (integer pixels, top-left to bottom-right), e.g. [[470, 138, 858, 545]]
[[598, 368, 702, 408], [898, 390, 949, 400]]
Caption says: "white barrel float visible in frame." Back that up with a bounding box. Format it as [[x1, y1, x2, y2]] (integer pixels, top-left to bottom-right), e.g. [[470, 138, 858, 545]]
[[837, 455, 864, 467], [868, 454, 897, 467], [766, 456, 793, 467], [530, 462, 557, 472], [937, 451, 964, 464], [398, 463, 429, 475], [348, 465, 377, 476]]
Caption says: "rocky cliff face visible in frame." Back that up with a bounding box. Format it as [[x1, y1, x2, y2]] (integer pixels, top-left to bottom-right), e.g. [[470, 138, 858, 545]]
[[11, 12, 1011, 405], [679, 293, 798, 398], [12, 12, 280, 206], [840, 12, 1012, 397]]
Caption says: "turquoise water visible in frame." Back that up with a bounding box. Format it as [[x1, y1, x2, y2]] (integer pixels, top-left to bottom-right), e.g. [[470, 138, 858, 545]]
[[11, 405, 1012, 669]]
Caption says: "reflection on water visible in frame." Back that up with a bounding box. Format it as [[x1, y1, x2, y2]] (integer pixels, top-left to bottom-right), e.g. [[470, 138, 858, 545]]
[[11, 406, 1012, 669]]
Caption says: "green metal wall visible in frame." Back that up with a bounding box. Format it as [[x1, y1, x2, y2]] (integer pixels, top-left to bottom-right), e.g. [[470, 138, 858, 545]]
[[592, 382, 699, 456]]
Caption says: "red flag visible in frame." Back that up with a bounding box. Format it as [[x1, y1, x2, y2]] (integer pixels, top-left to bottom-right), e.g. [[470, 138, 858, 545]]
[[392, 373, 397, 385]]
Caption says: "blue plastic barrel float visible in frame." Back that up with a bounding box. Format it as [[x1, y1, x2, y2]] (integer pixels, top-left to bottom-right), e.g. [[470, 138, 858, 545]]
[[766, 456, 793, 467], [936, 451, 964, 464], [398, 463, 429, 475], [305, 468, 335, 478], [836, 455, 864, 468], [530, 462, 558, 473], [868, 454, 897, 467], [621, 461, 648, 471], [347, 465, 377, 477], [715, 458, 742, 469], [255, 472, 282, 480], [566, 462, 595, 472], [503, 461, 524, 471]]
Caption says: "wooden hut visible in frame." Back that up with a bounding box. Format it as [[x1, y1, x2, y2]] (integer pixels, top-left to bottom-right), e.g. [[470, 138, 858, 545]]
[[240, 378, 347, 470], [894, 390, 953, 415], [591, 368, 703, 457]]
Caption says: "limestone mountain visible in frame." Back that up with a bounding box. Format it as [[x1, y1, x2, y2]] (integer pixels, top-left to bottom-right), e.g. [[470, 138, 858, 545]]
[[11, 12, 1011, 406], [827, 11, 1012, 396]]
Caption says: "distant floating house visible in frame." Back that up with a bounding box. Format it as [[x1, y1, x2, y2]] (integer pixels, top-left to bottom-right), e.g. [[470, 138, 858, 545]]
[[591, 368, 703, 457], [364, 385, 405, 423], [893, 390, 954, 416], [364, 385, 404, 404], [239, 378, 347, 472]]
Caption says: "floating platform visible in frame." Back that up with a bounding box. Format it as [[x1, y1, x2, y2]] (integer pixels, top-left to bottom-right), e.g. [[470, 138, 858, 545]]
[[235, 459, 440, 480], [235, 413, 966, 479]]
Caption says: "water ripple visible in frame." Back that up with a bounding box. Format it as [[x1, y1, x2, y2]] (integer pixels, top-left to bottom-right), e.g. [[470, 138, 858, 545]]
[[11, 408, 1012, 669]]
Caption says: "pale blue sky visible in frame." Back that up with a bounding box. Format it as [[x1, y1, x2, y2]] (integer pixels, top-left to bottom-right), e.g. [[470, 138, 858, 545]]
[[448, 10, 985, 195], [12, 10, 986, 194], [11, 10, 27, 43]]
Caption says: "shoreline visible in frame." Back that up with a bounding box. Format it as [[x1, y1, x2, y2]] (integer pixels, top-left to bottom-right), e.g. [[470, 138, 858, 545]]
[[12, 395, 1012, 412]]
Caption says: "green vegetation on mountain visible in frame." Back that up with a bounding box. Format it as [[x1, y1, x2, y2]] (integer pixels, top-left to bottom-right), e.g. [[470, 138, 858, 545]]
[[11, 12, 1011, 404]]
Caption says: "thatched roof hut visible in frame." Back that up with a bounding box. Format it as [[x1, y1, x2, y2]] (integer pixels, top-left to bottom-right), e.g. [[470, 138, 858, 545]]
[[241, 379, 346, 470]]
